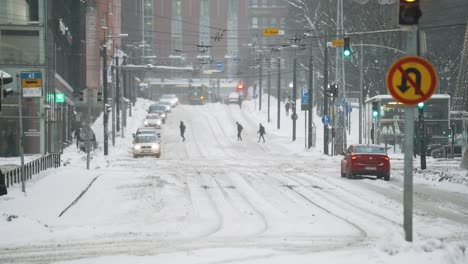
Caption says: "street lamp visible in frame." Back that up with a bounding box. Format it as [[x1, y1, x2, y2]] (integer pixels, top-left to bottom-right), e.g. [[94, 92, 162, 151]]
[[101, 29, 127, 155]]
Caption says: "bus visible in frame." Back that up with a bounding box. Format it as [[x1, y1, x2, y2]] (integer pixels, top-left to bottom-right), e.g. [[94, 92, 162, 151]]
[[365, 94, 450, 152], [188, 85, 210, 105]]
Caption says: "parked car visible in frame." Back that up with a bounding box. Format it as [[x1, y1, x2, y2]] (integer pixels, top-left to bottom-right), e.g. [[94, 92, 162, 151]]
[[78, 128, 97, 152], [340, 144, 391, 181], [148, 104, 167, 123], [226, 92, 240, 104], [133, 133, 161, 158], [144, 113, 163, 128], [159, 94, 178, 107]]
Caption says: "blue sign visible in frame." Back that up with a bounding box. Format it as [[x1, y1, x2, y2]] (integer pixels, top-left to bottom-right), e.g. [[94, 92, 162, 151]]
[[216, 61, 223, 71], [321, 115, 331, 125], [301, 88, 310, 111]]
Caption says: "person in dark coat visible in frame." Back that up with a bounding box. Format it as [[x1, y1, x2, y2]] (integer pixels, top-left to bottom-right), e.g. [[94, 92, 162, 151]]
[[238, 94, 243, 109], [257, 123, 266, 143], [74, 127, 81, 148], [285, 101, 290, 116], [6, 131, 15, 157], [236, 122, 243, 141], [180, 121, 186, 141], [0, 169, 7, 196]]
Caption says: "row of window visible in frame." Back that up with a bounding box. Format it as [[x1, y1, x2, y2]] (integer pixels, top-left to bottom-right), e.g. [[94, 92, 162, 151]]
[[251, 17, 285, 28], [251, 0, 286, 7]]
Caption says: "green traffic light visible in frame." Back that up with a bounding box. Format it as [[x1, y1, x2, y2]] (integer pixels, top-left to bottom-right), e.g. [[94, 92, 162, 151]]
[[417, 102, 425, 109], [343, 49, 351, 57], [372, 110, 379, 118]]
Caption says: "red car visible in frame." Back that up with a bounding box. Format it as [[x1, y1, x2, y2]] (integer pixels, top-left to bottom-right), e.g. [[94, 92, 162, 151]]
[[340, 144, 391, 181]]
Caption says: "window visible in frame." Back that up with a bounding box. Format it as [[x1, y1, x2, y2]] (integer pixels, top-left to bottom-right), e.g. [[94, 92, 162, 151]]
[[252, 17, 258, 28], [0, 30, 40, 65], [251, 0, 258, 7], [280, 17, 286, 28], [271, 18, 277, 26]]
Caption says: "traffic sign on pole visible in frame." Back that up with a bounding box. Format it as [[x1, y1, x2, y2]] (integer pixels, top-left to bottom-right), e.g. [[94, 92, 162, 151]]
[[263, 28, 279, 36], [321, 115, 331, 125], [301, 88, 310, 111], [20, 72, 43, 98], [216, 61, 223, 72], [386, 56, 437, 105]]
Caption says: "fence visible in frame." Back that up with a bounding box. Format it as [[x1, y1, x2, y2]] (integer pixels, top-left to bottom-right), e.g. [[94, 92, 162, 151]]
[[2, 153, 61, 188]]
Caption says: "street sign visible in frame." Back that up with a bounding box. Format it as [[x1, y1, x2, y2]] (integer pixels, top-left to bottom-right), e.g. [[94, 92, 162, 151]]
[[386, 56, 437, 105], [20, 72, 43, 98], [263, 28, 279, 36], [331, 39, 344, 47], [216, 61, 223, 72], [321, 115, 331, 125], [301, 88, 310, 111]]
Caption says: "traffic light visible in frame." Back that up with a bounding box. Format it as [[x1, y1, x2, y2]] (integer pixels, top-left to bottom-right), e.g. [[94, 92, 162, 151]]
[[343, 37, 351, 58], [399, 0, 422, 26], [448, 127, 452, 138], [105, 103, 111, 113], [417, 102, 425, 119], [236, 83, 244, 93], [0, 72, 13, 112], [372, 102, 380, 118], [97, 91, 103, 102]]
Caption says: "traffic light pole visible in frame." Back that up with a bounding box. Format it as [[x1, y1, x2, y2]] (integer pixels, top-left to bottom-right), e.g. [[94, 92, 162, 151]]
[[403, 25, 417, 243], [292, 55, 297, 141], [308, 55, 313, 149], [259, 52, 263, 111], [323, 42, 329, 155], [277, 57, 281, 129], [116, 55, 120, 133], [102, 45, 109, 156]]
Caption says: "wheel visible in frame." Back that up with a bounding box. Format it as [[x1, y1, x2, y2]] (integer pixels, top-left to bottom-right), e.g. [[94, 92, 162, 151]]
[[133, 154, 138, 158], [340, 166, 346, 178], [346, 166, 354, 179], [431, 149, 442, 158], [383, 173, 390, 181]]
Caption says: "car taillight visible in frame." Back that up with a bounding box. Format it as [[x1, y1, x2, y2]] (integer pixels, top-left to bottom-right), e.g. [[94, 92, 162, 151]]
[[384, 156, 389, 161], [351, 155, 357, 160], [200, 96, 204, 99]]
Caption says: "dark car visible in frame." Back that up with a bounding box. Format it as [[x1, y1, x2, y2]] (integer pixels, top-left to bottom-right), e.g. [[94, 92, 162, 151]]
[[78, 128, 97, 152], [148, 104, 167, 123], [340, 144, 391, 181]]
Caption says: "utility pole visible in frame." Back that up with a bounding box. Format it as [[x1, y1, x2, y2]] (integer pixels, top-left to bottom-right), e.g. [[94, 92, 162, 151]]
[[267, 57, 271, 122], [102, 44, 109, 155], [277, 56, 281, 129], [111, 64, 116, 146], [17, 74, 25, 193], [86, 89, 92, 170], [359, 41, 364, 144], [259, 52, 263, 111], [292, 53, 297, 141], [323, 40, 329, 155], [116, 54, 120, 133], [308, 55, 313, 148]]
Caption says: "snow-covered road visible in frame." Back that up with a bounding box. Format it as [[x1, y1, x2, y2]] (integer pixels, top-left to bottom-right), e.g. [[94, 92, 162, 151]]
[[1, 99, 467, 264]]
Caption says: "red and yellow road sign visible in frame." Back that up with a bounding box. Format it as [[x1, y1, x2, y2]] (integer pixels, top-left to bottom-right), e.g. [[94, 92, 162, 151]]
[[386, 56, 437, 105]]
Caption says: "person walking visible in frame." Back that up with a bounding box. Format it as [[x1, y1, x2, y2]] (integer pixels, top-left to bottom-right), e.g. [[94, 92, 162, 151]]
[[6, 131, 15, 157], [236, 122, 243, 141], [238, 94, 243, 109], [74, 127, 81, 149], [180, 121, 186, 141], [285, 101, 290, 116], [257, 123, 266, 143]]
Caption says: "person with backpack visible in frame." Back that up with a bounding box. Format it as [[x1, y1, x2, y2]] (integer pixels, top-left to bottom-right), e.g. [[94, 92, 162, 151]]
[[236, 122, 243, 141], [257, 123, 266, 143], [180, 121, 186, 141]]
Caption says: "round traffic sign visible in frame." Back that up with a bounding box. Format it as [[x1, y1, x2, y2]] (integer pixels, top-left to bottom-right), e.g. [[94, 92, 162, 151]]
[[291, 113, 298, 121], [386, 56, 437, 105]]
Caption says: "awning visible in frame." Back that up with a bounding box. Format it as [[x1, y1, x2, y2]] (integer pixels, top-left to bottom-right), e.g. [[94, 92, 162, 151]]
[[0, 70, 13, 85]]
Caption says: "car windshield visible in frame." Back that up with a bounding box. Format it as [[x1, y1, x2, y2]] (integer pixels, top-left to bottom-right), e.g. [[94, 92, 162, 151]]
[[146, 115, 160, 119], [355, 146, 386, 154], [135, 135, 156, 143], [149, 105, 166, 112]]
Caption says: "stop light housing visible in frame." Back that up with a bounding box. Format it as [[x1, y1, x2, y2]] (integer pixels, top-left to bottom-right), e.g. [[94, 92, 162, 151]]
[[399, 0, 422, 26], [105, 104, 111, 113], [448, 127, 452, 138], [343, 37, 351, 57], [372, 102, 380, 118]]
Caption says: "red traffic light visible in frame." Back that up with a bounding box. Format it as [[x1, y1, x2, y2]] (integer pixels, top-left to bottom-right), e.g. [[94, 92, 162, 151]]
[[236, 84, 244, 92], [399, 0, 422, 25]]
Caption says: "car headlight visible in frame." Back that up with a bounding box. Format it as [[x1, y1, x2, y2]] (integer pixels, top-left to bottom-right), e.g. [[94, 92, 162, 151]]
[[156, 120, 161, 125], [151, 144, 160, 150], [144, 120, 148, 126], [161, 113, 166, 118], [134, 145, 141, 150]]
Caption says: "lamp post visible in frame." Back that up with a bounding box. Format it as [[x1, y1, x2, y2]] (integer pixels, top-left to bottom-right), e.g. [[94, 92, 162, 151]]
[[101, 31, 128, 155]]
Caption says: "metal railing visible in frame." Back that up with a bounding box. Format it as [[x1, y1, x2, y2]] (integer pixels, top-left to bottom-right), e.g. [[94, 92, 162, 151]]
[[2, 153, 61, 188]]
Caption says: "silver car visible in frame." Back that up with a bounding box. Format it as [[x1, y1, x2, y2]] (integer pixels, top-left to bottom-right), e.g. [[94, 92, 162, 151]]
[[159, 94, 178, 107], [157, 101, 172, 112], [133, 134, 161, 158], [144, 114, 162, 128]]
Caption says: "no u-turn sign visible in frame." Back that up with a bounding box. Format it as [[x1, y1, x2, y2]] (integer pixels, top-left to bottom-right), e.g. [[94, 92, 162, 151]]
[[386, 56, 438, 106]]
